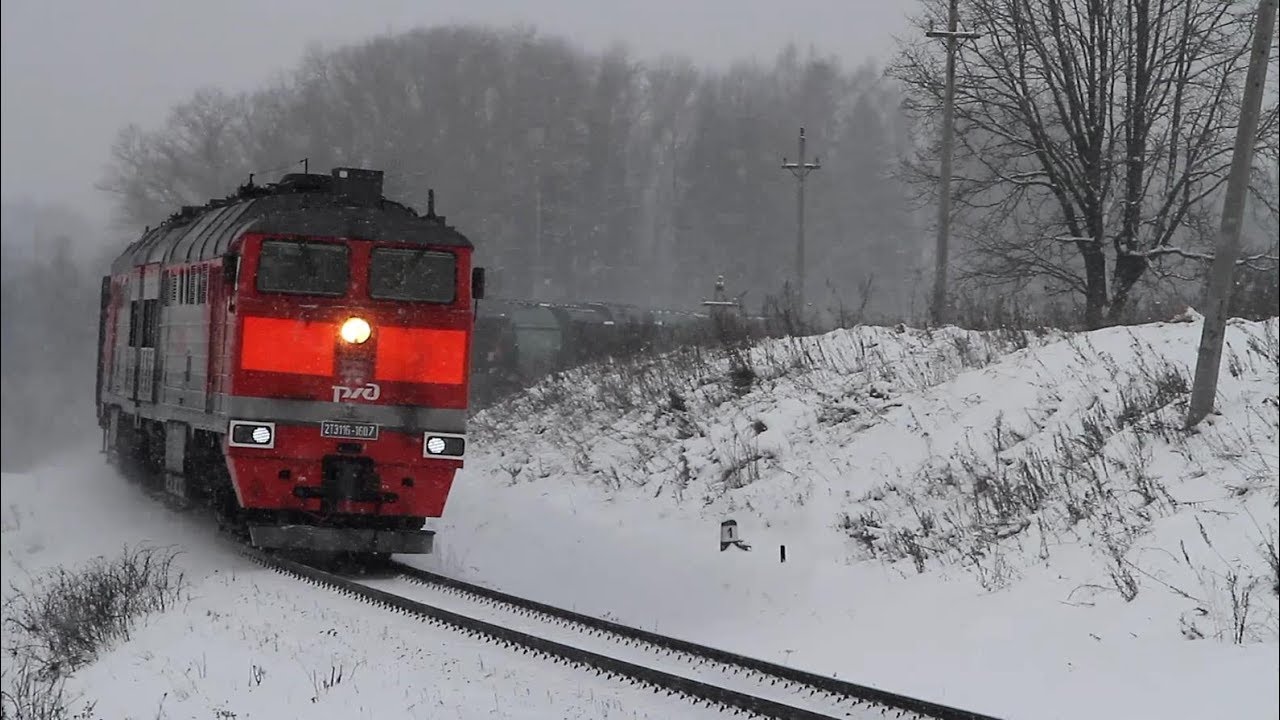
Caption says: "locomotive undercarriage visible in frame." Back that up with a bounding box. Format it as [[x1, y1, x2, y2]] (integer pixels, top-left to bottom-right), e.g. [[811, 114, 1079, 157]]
[[105, 409, 430, 560]]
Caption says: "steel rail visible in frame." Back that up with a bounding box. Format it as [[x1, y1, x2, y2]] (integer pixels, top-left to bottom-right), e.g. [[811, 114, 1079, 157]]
[[388, 561, 1000, 720], [243, 547, 849, 719], [125, 463, 998, 720]]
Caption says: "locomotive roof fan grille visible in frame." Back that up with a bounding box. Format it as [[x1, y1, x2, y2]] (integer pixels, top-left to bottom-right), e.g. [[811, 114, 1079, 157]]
[[272, 167, 384, 205]]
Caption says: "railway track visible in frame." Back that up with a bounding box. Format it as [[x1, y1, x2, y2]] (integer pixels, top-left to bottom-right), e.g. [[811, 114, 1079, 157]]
[[242, 548, 1000, 720]]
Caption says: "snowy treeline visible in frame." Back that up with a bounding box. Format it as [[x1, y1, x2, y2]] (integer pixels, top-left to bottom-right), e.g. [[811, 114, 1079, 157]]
[[100, 27, 921, 316]]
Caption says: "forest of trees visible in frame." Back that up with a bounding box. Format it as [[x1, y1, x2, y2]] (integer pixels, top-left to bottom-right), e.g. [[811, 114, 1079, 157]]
[[100, 27, 923, 319], [100, 16, 1280, 329]]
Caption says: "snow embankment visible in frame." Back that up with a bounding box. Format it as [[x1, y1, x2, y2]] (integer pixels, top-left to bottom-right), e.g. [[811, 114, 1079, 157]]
[[433, 317, 1279, 720]]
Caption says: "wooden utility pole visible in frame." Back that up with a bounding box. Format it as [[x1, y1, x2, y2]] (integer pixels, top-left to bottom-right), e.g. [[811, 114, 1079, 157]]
[[781, 127, 821, 310], [926, 0, 981, 325], [1187, 0, 1277, 427]]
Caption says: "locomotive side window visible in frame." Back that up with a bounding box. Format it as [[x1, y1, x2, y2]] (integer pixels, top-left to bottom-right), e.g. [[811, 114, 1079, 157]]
[[256, 240, 349, 296], [368, 248, 455, 302], [129, 299, 160, 347], [141, 299, 159, 348], [128, 300, 141, 346]]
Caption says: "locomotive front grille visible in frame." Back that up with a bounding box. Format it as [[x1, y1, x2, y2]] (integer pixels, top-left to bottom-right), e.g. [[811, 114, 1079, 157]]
[[318, 456, 384, 504]]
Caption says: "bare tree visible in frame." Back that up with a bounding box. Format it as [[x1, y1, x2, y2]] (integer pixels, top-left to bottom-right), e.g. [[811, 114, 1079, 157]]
[[891, 0, 1279, 327], [99, 88, 255, 229]]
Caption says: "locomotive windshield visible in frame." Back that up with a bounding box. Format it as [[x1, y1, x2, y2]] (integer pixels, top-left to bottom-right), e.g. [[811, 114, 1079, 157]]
[[256, 240, 349, 296], [368, 248, 456, 302]]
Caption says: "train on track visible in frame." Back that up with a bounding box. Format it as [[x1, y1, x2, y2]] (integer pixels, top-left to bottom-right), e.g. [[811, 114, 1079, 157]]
[[96, 167, 481, 558]]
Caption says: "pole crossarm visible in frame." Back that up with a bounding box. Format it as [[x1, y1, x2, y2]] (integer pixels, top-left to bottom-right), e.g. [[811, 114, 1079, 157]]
[[925, 30, 983, 39], [782, 161, 822, 174]]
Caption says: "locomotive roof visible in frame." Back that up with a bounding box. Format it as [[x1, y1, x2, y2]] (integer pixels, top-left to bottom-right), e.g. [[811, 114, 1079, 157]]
[[110, 167, 472, 274]]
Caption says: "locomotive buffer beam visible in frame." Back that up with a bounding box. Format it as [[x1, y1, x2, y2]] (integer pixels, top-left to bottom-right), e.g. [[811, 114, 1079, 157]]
[[248, 525, 435, 554]]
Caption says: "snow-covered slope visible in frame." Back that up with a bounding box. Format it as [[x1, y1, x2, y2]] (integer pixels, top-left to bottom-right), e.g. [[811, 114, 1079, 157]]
[[3, 318, 1276, 720], [429, 317, 1279, 720]]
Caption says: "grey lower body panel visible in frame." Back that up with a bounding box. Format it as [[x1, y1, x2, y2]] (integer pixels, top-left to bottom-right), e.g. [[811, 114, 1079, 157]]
[[248, 524, 434, 554], [227, 396, 467, 433], [98, 392, 468, 435]]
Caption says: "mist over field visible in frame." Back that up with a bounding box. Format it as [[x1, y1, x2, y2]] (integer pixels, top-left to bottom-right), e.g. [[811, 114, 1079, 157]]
[[0, 204, 104, 471]]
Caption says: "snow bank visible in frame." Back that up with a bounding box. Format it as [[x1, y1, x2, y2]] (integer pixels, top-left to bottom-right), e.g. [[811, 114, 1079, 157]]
[[427, 318, 1279, 720]]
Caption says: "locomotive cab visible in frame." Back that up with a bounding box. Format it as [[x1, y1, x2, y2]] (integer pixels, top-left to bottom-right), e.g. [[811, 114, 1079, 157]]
[[97, 167, 479, 556]]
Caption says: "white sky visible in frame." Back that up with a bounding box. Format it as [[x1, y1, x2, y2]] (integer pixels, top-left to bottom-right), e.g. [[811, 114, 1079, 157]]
[[0, 0, 913, 226]]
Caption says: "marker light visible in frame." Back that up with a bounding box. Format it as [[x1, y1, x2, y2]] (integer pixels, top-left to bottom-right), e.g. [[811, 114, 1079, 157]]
[[340, 317, 372, 344], [229, 421, 276, 449], [423, 432, 466, 459]]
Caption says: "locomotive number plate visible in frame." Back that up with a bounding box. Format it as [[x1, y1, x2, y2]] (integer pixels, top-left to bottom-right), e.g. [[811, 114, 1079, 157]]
[[320, 420, 380, 440]]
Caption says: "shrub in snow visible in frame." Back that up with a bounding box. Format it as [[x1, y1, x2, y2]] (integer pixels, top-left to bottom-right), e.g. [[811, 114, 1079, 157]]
[[2, 544, 185, 718], [1, 654, 73, 720]]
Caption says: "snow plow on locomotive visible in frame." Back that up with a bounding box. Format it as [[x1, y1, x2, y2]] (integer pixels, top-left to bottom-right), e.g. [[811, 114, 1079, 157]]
[[95, 167, 483, 556]]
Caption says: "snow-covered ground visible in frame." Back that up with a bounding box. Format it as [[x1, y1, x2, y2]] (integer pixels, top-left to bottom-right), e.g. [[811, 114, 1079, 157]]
[[3, 317, 1277, 719], [1, 455, 726, 719], [424, 316, 1279, 720]]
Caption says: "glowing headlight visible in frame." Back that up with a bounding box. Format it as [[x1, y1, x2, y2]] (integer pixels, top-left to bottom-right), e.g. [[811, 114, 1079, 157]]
[[340, 317, 372, 344]]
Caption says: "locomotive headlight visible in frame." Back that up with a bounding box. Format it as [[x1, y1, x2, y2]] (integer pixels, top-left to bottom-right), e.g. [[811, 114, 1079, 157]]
[[423, 432, 466, 459], [340, 317, 372, 344], [229, 421, 276, 449]]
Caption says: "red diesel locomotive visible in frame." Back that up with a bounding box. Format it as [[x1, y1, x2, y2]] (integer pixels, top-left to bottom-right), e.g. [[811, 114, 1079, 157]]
[[95, 167, 484, 556]]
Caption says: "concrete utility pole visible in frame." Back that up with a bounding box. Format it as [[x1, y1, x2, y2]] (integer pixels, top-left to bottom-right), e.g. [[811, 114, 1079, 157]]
[[529, 126, 547, 301], [926, 0, 982, 326], [781, 127, 821, 310], [1187, 0, 1277, 427]]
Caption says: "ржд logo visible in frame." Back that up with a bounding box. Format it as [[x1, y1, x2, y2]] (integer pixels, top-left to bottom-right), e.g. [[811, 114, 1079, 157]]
[[331, 382, 380, 403]]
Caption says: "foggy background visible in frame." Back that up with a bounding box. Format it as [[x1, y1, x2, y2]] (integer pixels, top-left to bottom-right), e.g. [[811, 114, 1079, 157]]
[[1, 0, 910, 224], [3, 1, 1276, 471], [0, 0, 918, 471]]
